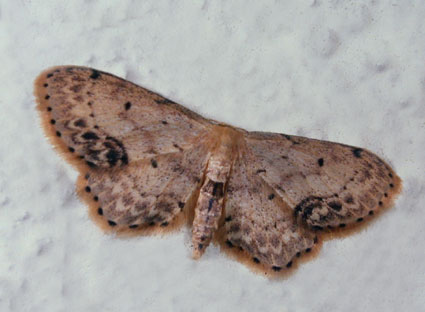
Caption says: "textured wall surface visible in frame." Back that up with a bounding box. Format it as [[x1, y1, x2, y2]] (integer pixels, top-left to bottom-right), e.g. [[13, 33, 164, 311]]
[[1, 1, 424, 311]]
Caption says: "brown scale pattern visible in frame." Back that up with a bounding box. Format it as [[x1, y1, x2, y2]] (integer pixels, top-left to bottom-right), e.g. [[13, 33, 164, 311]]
[[34, 66, 402, 276]]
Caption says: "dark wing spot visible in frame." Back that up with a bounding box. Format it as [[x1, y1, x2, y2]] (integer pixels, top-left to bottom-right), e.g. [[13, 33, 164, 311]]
[[272, 266, 281, 272], [47, 73, 53, 78], [129, 224, 139, 229], [344, 195, 354, 204], [104, 136, 128, 166], [155, 99, 175, 105], [161, 120, 168, 125], [294, 205, 302, 216], [328, 201, 342, 211], [108, 220, 117, 226], [268, 193, 275, 200], [124, 102, 131, 110], [56, 131, 61, 137], [253, 257, 260, 263], [281, 134, 291, 140], [280, 134, 301, 145], [302, 204, 316, 220], [178, 201, 185, 209], [85, 186, 91, 192], [82, 132, 99, 140], [160, 222, 169, 227], [173, 143, 182, 151], [89, 70, 100, 79], [106, 149, 120, 167], [318, 158, 324, 167], [45, 95, 50, 100], [151, 159, 158, 168], [286, 261, 292, 268], [225, 240, 233, 248], [74, 119, 87, 128], [352, 148, 363, 158], [198, 243, 203, 250], [224, 216, 232, 222], [68, 147, 75, 153], [97, 207, 103, 215], [294, 196, 323, 218], [50, 119, 56, 124], [86, 161, 97, 168]]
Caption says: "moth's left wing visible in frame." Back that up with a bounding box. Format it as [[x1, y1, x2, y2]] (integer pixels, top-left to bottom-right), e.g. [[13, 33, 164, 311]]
[[224, 148, 316, 270], [243, 132, 401, 229], [223, 131, 401, 269]]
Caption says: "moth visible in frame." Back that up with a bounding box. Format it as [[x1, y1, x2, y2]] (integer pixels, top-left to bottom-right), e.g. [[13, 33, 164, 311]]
[[34, 66, 401, 274]]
